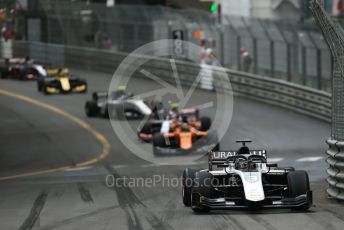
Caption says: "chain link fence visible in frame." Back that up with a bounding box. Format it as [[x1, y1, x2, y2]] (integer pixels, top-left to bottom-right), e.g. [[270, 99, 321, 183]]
[[22, 1, 333, 92]]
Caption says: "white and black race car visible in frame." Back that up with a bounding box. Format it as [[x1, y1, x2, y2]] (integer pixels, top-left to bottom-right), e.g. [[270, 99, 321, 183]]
[[182, 140, 312, 212], [0, 57, 48, 80], [85, 90, 152, 119]]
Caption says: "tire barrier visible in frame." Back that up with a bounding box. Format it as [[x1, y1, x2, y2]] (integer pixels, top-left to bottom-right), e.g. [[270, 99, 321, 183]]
[[326, 139, 344, 200]]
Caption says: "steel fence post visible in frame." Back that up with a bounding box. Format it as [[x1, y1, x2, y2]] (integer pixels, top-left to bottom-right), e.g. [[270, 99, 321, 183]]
[[270, 40, 275, 78], [301, 46, 307, 86], [308, 31, 323, 90], [237, 36, 241, 71], [317, 49, 322, 90], [260, 19, 275, 79], [287, 43, 292, 82], [253, 38, 258, 74], [219, 25, 225, 66], [227, 18, 241, 71]]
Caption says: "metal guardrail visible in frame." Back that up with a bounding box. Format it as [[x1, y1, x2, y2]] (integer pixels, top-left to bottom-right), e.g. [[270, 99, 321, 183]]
[[7, 40, 331, 123]]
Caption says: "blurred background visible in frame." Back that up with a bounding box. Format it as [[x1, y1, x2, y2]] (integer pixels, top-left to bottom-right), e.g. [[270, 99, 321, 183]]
[[0, 0, 343, 92]]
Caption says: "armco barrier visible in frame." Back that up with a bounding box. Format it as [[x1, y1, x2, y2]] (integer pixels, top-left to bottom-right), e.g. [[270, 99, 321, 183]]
[[8, 40, 331, 123]]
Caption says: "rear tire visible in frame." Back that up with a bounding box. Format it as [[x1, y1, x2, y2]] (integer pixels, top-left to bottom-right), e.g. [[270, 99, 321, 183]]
[[85, 101, 99, 117], [182, 168, 198, 207], [287, 170, 311, 211], [200, 117, 211, 131]]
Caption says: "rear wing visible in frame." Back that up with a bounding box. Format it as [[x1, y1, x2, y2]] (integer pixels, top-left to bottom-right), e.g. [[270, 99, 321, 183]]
[[208, 150, 267, 169], [92, 91, 108, 100], [180, 108, 198, 115]]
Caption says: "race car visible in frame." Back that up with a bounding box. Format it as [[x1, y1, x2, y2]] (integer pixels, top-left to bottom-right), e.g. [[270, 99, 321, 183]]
[[138, 104, 211, 142], [152, 119, 219, 155], [0, 57, 47, 80], [182, 140, 313, 212], [84, 88, 152, 119], [38, 68, 87, 94]]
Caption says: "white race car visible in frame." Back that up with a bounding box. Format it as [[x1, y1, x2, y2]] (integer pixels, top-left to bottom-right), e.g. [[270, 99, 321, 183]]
[[0, 57, 48, 80], [85, 90, 152, 119], [182, 140, 312, 212]]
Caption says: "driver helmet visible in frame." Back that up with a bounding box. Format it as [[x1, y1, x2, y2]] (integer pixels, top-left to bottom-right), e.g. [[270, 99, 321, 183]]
[[235, 159, 248, 170], [169, 102, 180, 119], [117, 85, 126, 91], [170, 102, 179, 111], [59, 68, 69, 77], [181, 123, 190, 132]]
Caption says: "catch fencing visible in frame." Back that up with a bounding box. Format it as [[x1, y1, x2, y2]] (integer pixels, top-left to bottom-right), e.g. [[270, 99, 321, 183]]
[[23, 0, 333, 93]]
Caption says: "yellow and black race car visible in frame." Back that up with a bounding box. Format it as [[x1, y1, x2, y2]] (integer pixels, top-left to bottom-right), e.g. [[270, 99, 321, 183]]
[[37, 68, 87, 95]]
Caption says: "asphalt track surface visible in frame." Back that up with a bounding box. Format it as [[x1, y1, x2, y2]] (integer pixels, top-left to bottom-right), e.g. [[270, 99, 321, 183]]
[[0, 69, 343, 230]]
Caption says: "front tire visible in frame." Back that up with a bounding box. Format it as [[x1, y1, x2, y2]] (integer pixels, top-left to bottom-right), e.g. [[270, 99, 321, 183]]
[[153, 133, 166, 147], [43, 85, 50, 95], [85, 101, 99, 117], [81, 82, 88, 93], [191, 171, 213, 213], [287, 170, 311, 211], [182, 168, 198, 206], [152, 133, 166, 155]]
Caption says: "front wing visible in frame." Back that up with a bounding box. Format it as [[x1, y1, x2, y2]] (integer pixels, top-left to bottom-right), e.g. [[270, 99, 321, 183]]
[[153, 131, 218, 155], [192, 191, 312, 210], [44, 80, 87, 94]]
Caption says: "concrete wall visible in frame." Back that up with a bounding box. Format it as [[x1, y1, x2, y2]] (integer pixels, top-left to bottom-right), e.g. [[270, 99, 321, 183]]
[[222, 0, 251, 18], [271, 1, 301, 21], [221, 0, 301, 21]]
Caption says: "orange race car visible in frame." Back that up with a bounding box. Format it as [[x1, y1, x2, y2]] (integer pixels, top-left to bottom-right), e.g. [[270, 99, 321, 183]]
[[152, 121, 219, 155]]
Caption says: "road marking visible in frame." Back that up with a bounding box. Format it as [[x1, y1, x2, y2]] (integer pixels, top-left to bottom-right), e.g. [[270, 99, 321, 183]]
[[267, 158, 284, 163], [112, 165, 127, 169], [296, 156, 324, 162], [64, 166, 93, 172], [0, 88, 111, 181], [140, 164, 158, 168]]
